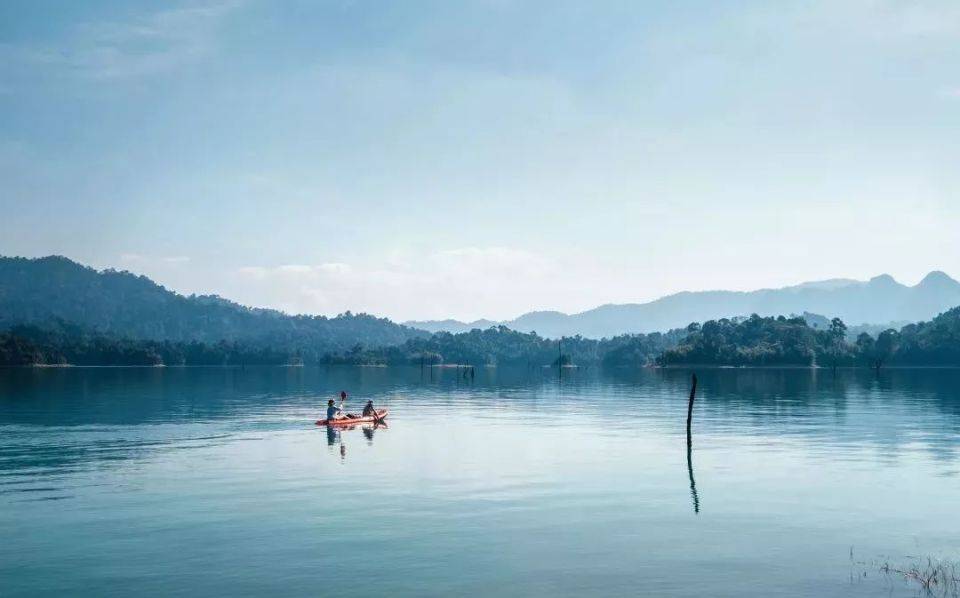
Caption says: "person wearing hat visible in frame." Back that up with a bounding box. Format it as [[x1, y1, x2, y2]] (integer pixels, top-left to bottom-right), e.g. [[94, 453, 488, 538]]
[[325, 399, 343, 422], [326, 392, 348, 422]]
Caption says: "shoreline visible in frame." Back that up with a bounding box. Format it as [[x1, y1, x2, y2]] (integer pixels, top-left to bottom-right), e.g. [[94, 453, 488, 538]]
[[4, 363, 960, 370]]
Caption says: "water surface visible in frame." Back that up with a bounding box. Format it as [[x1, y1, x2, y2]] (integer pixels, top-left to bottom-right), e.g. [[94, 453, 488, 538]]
[[1, 366, 958, 597]]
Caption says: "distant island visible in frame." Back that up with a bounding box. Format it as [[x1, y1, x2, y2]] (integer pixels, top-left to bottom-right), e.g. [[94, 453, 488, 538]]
[[2, 255, 960, 368]]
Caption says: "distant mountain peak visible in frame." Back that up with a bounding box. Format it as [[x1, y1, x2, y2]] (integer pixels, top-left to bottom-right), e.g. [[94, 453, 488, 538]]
[[917, 270, 958, 288], [408, 270, 960, 338], [867, 274, 899, 286]]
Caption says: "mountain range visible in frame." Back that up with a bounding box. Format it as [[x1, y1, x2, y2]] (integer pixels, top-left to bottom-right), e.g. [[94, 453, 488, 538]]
[[4, 255, 959, 344], [0, 256, 425, 356], [406, 272, 960, 339]]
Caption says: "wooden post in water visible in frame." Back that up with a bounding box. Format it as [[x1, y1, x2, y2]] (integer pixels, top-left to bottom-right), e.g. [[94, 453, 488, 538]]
[[686, 372, 698, 438], [686, 372, 700, 513]]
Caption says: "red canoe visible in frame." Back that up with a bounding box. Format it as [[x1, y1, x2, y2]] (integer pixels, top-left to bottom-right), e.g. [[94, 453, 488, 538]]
[[316, 409, 388, 426]]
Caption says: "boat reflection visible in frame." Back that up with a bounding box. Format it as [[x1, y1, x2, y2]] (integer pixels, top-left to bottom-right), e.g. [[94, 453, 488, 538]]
[[324, 422, 388, 461], [324, 421, 388, 445]]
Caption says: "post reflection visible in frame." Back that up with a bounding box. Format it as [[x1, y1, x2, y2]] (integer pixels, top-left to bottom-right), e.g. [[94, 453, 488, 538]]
[[687, 440, 700, 514], [686, 372, 700, 514]]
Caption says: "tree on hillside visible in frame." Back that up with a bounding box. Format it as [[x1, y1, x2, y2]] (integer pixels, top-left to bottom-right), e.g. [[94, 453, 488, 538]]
[[873, 329, 900, 371], [658, 314, 826, 366], [826, 317, 848, 369], [855, 333, 875, 367]]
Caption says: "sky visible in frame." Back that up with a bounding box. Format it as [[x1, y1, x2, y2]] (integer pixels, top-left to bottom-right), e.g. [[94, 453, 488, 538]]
[[1, 0, 958, 322]]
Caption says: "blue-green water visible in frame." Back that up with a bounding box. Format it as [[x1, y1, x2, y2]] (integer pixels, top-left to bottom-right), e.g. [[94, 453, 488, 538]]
[[1, 366, 959, 597]]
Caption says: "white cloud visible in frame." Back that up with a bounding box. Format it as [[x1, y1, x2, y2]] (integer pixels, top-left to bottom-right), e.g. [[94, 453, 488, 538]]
[[119, 253, 145, 264], [3, 1, 242, 81], [878, 1, 960, 37], [276, 264, 315, 275], [119, 253, 192, 270], [318, 262, 352, 274], [228, 247, 604, 321], [752, 0, 960, 39], [237, 266, 268, 280]]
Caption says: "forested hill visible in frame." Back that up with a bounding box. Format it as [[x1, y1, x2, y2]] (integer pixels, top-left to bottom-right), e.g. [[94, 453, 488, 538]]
[[658, 307, 960, 368], [3, 307, 960, 368], [0, 256, 426, 356]]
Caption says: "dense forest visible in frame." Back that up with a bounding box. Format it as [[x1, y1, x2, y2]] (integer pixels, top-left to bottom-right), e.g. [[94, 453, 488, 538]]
[[4, 308, 960, 367], [658, 308, 960, 368], [659, 315, 853, 367], [0, 256, 426, 357], [0, 323, 296, 366], [323, 326, 686, 367], [3, 255, 960, 368], [0, 323, 685, 367]]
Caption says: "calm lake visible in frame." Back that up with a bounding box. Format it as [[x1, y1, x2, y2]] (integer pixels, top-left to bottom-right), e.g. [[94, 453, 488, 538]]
[[1, 366, 958, 597]]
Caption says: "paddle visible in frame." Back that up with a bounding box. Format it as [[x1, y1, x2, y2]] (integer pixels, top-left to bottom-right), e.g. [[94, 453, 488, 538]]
[[338, 391, 357, 420]]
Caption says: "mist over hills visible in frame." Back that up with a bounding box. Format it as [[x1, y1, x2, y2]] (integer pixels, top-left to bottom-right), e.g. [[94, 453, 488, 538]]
[[0, 256, 426, 356], [407, 272, 960, 339], [4, 255, 959, 347], [409, 318, 500, 334]]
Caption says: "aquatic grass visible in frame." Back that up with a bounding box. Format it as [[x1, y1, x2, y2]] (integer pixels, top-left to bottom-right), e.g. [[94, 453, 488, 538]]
[[853, 549, 960, 597], [879, 557, 960, 597]]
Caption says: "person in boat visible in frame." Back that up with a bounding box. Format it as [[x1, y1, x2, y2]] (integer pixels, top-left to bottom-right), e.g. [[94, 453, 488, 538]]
[[362, 400, 376, 417], [341, 390, 366, 419], [326, 399, 345, 422], [332, 391, 365, 420]]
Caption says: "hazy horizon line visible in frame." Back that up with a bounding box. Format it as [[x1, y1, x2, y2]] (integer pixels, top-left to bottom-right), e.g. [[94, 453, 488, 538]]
[[5, 252, 956, 324]]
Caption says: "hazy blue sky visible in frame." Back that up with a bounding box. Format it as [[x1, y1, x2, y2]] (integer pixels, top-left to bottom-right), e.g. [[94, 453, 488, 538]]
[[1, 0, 958, 321]]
